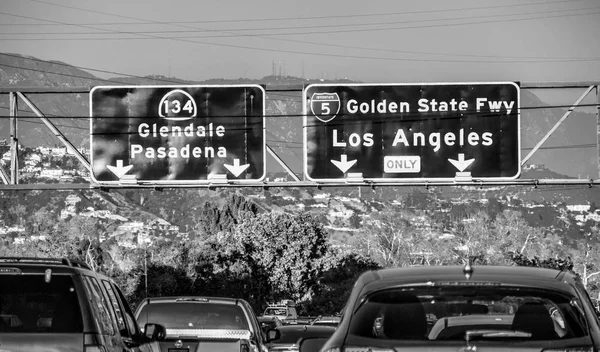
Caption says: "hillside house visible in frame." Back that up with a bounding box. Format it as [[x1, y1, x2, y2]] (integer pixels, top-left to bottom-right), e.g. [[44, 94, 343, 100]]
[[60, 209, 75, 219], [50, 147, 67, 157], [24, 154, 41, 166], [65, 194, 81, 206], [40, 168, 63, 178], [29, 235, 47, 241], [118, 221, 145, 232], [37, 147, 50, 155], [2, 151, 11, 162], [567, 205, 591, 213]]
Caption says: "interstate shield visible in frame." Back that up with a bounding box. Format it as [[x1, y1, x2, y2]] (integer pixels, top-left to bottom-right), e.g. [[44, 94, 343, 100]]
[[310, 92, 340, 123]]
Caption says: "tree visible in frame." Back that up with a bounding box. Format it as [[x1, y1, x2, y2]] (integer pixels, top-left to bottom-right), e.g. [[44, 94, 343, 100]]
[[305, 252, 380, 315], [224, 212, 329, 304], [361, 208, 426, 267], [195, 194, 259, 238]]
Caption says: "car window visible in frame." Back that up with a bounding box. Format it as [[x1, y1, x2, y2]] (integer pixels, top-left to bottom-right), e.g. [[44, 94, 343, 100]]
[[82, 276, 116, 336], [136, 302, 249, 331], [101, 280, 133, 337], [0, 274, 82, 333], [113, 284, 140, 337], [348, 286, 589, 342]]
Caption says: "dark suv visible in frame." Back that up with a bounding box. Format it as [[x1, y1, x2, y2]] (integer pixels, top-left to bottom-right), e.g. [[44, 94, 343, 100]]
[[135, 296, 268, 352], [320, 265, 600, 352], [0, 257, 165, 351]]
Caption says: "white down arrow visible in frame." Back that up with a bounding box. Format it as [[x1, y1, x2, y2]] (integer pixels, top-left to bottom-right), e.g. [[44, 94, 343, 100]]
[[448, 153, 475, 172], [331, 155, 357, 173], [106, 160, 133, 179], [224, 159, 250, 177]]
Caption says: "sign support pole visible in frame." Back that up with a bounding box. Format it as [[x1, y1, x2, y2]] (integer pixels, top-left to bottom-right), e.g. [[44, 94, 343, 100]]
[[9, 92, 18, 184], [597, 85, 600, 178]]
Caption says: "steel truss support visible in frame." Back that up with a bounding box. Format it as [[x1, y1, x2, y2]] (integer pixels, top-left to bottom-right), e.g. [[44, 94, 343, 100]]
[[266, 145, 301, 182], [16, 92, 91, 172], [521, 85, 595, 166]]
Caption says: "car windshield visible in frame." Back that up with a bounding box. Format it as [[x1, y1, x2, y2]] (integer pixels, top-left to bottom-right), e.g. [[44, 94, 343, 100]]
[[348, 286, 589, 342], [0, 274, 83, 333], [136, 302, 249, 330]]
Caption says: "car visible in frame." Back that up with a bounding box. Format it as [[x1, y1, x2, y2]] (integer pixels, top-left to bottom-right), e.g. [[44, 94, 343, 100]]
[[266, 324, 336, 352], [427, 314, 515, 340], [320, 264, 600, 351], [135, 296, 269, 352], [258, 316, 284, 333], [310, 315, 341, 327], [0, 256, 165, 351], [263, 301, 298, 325]]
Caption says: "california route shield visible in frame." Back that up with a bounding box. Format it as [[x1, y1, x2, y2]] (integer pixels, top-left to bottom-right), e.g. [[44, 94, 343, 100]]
[[310, 92, 340, 123]]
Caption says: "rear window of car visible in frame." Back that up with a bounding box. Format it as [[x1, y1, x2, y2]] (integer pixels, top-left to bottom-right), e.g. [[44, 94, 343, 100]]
[[275, 328, 310, 344], [136, 302, 249, 330], [348, 286, 589, 342], [274, 327, 334, 344], [265, 307, 287, 315], [0, 274, 83, 333]]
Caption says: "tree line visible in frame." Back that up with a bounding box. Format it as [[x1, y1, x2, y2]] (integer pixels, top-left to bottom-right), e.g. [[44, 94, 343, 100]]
[[1, 190, 600, 314]]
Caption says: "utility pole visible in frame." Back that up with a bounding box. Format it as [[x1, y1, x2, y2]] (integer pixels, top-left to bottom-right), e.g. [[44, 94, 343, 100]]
[[144, 244, 148, 299]]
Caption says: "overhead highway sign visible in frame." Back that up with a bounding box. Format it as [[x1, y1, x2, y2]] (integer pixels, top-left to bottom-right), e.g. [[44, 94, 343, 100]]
[[303, 82, 520, 183], [90, 85, 266, 185]]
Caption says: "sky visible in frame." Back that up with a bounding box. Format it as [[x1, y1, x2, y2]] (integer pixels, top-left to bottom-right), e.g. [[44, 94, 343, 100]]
[[1, 0, 600, 84]]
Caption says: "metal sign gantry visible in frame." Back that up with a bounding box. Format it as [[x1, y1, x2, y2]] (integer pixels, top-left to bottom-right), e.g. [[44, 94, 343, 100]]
[[0, 82, 598, 190]]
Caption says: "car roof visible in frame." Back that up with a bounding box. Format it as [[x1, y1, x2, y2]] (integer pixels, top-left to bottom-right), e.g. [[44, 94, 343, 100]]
[[351, 265, 584, 302], [277, 325, 336, 332], [0, 257, 92, 270], [0, 257, 111, 279], [356, 265, 574, 292], [140, 296, 246, 305]]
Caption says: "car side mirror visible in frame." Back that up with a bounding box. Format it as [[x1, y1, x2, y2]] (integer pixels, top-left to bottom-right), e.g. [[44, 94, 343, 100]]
[[266, 328, 280, 342], [144, 323, 166, 341], [299, 337, 330, 352]]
